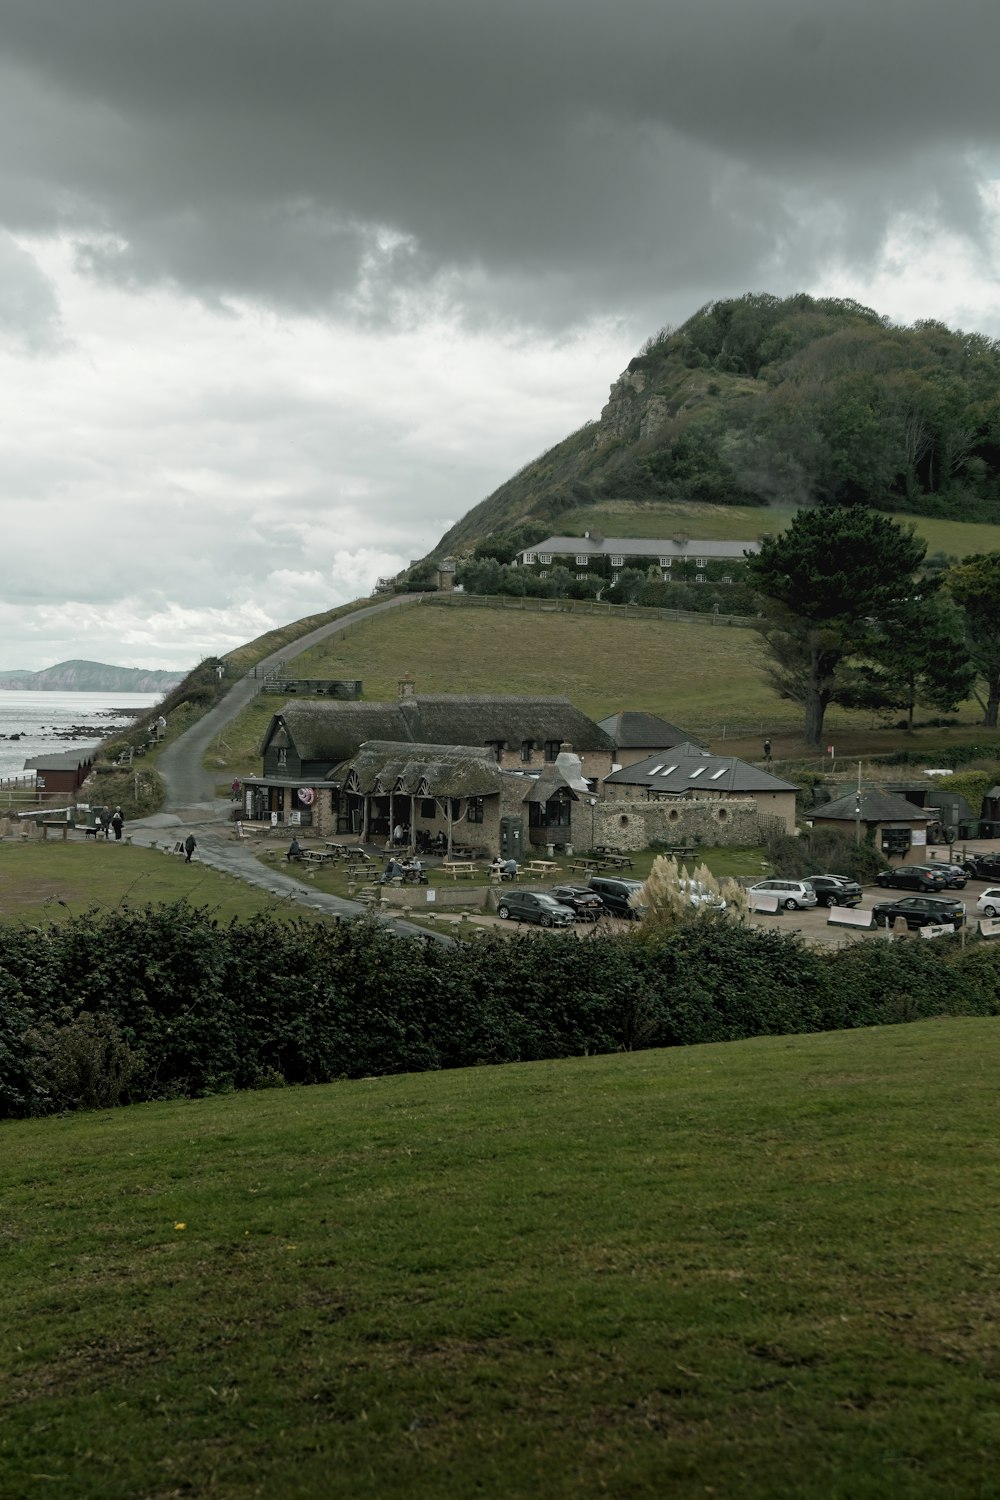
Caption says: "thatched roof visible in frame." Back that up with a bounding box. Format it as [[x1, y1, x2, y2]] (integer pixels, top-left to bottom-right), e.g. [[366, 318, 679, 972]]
[[260, 695, 612, 762], [328, 741, 510, 798]]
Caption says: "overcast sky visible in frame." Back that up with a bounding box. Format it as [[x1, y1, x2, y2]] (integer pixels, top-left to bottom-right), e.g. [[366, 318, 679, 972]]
[[2, 0, 999, 671]]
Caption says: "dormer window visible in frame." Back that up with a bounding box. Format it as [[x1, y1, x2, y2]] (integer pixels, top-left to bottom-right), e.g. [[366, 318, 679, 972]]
[[576, 554, 588, 566], [277, 748, 287, 767]]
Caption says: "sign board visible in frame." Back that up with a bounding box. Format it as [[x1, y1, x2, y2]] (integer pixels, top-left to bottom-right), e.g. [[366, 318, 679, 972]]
[[425, 888, 437, 902], [911, 829, 926, 846], [919, 923, 956, 939], [827, 907, 873, 928]]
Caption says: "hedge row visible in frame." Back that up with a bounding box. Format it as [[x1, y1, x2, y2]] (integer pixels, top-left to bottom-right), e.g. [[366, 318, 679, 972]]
[[2, 904, 999, 1117]]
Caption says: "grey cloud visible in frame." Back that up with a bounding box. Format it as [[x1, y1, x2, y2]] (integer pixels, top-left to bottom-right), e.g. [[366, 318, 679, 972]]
[[0, 232, 62, 347], [1, 0, 997, 326]]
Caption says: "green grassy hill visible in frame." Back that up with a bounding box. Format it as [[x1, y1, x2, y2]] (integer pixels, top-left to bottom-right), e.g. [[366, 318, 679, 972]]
[[4, 1018, 998, 1498], [206, 599, 1000, 781]]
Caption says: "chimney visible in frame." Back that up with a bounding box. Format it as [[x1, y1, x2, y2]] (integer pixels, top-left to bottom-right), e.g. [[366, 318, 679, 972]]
[[398, 673, 416, 700]]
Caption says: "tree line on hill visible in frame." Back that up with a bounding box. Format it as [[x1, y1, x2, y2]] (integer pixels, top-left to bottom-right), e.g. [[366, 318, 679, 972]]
[[431, 293, 1000, 560], [2, 901, 999, 1118]]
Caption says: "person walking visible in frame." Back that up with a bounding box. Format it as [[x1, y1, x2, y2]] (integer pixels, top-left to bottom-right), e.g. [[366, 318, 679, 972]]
[[184, 833, 197, 863], [99, 806, 112, 839], [111, 807, 125, 841]]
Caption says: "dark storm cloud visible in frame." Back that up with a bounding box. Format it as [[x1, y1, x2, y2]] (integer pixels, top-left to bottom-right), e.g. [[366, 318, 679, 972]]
[[0, 0, 997, 325]]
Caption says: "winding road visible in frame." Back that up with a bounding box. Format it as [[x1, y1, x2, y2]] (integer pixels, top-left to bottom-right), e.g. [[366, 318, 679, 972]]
[[129, 594, 439, 933]]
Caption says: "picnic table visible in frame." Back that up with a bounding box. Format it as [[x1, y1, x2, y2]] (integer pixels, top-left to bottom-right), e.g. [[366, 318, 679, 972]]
[[300, 848, 336, 865], [442, 860, 477, 879], [526, 859, 558, 877], [664, 846, 695, 861], [601, 853, 634, 870], [570, 857, 601, 875]]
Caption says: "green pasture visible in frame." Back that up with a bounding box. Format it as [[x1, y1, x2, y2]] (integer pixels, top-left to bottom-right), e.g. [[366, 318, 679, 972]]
[[0, 841, 312, 927], [204, 602, 999, 781], [550, 497, 1000, 558], [4, 1017, 998, 1498]]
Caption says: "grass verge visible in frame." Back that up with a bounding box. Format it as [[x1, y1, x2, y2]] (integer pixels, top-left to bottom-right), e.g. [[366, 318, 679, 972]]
[[3, 1018, 998, 1498]]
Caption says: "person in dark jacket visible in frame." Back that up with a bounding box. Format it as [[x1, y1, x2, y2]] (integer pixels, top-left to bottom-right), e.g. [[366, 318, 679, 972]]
[[111, 807, 125, 841], [184, 834, 197, 863]]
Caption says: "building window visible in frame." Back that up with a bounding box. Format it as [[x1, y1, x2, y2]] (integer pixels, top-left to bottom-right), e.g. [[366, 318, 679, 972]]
[[484, 739, 504, 761], [696, 557, 706, 567], [277, 748, 287, 767], [662, 573, 672, 583], [696, 574, 705, 583], [420, 798, 436, 818], [544, 740, 561, 763], [577, 572, 587, 580], [467, 797, 484, 824], [523, 552, 536, 564], [660, 557, 671, 567], [722, 574, 732, 584], [576, 554, 588, 566], [520, 740, 534, 763], [539, 553, 552, 564], [610, 555, 624, 567]]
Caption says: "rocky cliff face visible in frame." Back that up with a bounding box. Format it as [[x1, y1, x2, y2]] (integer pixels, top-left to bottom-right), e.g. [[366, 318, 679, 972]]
[[0, 659, 184, 692]]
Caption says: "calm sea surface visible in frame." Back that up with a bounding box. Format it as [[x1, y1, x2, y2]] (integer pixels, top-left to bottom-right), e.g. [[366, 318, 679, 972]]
[[0, 690, 163, 781]]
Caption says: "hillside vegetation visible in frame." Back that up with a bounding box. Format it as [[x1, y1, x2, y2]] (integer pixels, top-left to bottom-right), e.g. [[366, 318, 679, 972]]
[[4, 1018, 999, 1497], [431, 293, 1000, 559]]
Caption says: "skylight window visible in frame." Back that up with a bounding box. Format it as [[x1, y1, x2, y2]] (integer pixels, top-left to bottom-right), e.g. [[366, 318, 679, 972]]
[[710, 768, 726, 780], [649, 765, 664, 776], [658, 765, 677, 777], [688, 766, 705, 779]]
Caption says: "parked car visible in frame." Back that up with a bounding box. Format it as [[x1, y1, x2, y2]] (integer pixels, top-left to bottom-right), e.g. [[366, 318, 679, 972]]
[[963, 852, 1000, 880], [975, 887, 1000, 918], [588, 875, 648, 920], [871, 894, 966, 930], [551, 884, 605, 921], [747, 878, 818, 911], [874, 864, 948, 893], [802, 874, 862, 908], [924, 862, 968, 889], [495, 891, 576, 927]]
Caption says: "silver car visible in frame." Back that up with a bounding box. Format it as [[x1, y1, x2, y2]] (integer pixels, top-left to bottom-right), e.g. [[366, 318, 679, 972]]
[[748, 878, 818, 911]]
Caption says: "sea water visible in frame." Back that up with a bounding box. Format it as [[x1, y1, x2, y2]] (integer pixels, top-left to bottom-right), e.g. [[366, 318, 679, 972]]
[[0, 690, 164, 782]]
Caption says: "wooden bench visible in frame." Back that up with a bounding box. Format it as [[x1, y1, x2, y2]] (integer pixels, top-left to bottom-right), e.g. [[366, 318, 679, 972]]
[[42, 821, 70, 841]]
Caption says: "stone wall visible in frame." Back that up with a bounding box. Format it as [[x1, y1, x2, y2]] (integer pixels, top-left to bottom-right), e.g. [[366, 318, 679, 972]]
[[592, 796, 762, 850]]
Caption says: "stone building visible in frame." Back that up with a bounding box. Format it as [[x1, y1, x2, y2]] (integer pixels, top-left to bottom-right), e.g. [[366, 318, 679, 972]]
[[602, 744, 797, 835], [597, 709, 704, 769]]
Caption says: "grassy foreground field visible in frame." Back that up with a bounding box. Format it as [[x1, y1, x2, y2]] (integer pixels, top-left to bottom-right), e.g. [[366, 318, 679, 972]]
[[0, 842, 311, 927], [4, 1018, 998, 1499]]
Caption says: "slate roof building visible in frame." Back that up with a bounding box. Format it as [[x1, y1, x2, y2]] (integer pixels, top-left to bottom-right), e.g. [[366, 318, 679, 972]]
[[810, 787, 934, 860], [514, 535, 757, 572], [597, 709, 705, 768], [603, 743, 797, 833]]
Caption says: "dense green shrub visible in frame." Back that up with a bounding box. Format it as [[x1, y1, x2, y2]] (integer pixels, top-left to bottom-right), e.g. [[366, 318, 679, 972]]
[[1, 903, 998, 1118]]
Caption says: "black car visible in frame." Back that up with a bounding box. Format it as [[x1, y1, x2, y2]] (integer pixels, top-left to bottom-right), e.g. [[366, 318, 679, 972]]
[[964, 852, 1000, 880], [551, 884, 605, 920], [803, 874, 863, 908], [874, 864, 948, 893], [495, 890, 576, 927], [871, 894, 966, 930], [923, 862, 968, 889]]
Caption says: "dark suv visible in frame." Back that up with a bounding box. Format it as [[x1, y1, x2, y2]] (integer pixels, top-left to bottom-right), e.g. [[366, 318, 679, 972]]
[[588, 875, 647, 921], [964, 852, 1000, 880], [803, 874, 863, 908], [874, 864, 948, 893]]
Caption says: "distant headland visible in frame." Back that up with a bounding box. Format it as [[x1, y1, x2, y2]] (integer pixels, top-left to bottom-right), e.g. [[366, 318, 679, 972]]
[[0, 659, 185, 692]]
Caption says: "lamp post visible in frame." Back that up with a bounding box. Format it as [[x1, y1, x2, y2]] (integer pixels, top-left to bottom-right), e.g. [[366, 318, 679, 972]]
[[854, 761, 863, 845]]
